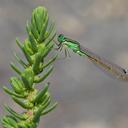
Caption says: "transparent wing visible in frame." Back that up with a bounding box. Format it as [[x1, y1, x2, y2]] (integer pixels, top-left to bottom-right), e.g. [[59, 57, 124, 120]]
[[80, 45, 128, 81]]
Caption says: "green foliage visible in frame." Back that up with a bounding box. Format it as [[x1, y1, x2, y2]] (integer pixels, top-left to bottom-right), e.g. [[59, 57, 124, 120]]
[[2, 6, 57, 128]]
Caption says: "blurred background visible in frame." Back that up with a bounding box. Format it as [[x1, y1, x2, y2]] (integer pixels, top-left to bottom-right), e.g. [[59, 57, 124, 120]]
[[1, 0, 128, 128]]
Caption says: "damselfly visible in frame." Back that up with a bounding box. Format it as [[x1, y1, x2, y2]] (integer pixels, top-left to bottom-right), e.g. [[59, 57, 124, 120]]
[[56, 34, 128, 81]]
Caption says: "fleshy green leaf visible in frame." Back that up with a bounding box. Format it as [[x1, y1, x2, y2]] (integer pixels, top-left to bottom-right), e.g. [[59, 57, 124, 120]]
[[10, 77, 25, 94], [34, 66, 53, 83], [40, 55, 57, 71], [12, 96, 33, 109], [28, 32, 38, 53], [41, 102, 57, 115], [10, 62, 21, 75], [32, 52, 43, 74], [2, 116, 18, 128], [21, 68, 34, 89], [34, 83, 49, 104], [26, 21, 39, 40], [41, 43, 54, 59], [4, 105, 26, 120], [3, 86, 25, 98], [13, 52, 27, 68]]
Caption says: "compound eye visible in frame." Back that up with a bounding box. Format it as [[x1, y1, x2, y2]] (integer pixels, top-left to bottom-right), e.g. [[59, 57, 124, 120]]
[[58, 34, 65, 42], [58, 34, 63, 38]]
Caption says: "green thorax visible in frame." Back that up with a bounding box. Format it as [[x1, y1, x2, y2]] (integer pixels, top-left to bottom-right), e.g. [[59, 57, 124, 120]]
[[57, 34, 86, 56], [64, 38, 80, 50], [64, 37, 86, 56]]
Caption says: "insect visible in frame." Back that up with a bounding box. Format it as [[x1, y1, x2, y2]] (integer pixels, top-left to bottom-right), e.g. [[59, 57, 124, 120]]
[[56, 34, 128, 81]]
